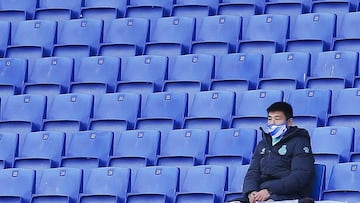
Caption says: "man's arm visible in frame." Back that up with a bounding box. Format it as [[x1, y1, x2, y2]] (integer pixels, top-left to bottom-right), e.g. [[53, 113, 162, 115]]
[[243, 143, 263, 196]]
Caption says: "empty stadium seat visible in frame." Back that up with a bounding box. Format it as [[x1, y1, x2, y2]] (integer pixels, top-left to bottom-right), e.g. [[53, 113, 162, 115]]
[[205, 128, 257, 167], [172, 0, 219, 17], [42, 93, 93, 135], [61, 130, 113, 169], [0, 132, 18, 169], [322, 162, 360, 202], [35, 0, 83, 20], [0, 168, 35, 203], [127, 166, 179, 203], [258, 52, 310, 100], [285, 13, 336, 68], [89, 92, 140, 131], [287, 89, 331, 132], [53, 19, 103, 58], [31, 167, 82, 203], [333, 12, 360, 53], [109, 130, 160, 167], [136, 92, 188, 141], [175, 165, 227, 203], [126, 0, 173, 19], [14, 131, 65, 169], [210, 53, 262, 93], [223, 164, 250, 202], [312, 164, 326, 201], [0, 58, 27, 101], [239, 14, 289, 66], [184, 91, 235, 135], [156, 129, 208, 167], [311, 126, 354, 188], [144, 16, 195, 57], [0, 21, 10, 57], [79, 167, 131, 203], [99, 17, 150, 57], [117, 55, 168, 109], [0, 95, 46, 147]]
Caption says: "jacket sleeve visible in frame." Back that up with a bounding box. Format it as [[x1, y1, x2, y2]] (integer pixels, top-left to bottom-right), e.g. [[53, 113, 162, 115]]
[[260, 133, 314, 195], [242, 142, 263, 196]]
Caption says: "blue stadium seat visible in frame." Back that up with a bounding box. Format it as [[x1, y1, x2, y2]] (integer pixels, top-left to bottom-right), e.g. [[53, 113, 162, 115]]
[[232, 89, 283, 130], [144, 16, 195, 57], [99, 18, 149, 58], [184, 91, 235, 135], [175, 165, 227, 203], [311, 126, 354, 188], [191, 15, 242, 57], [210, 53, 262, 94], [312, 164, 326, 201], [223, 164, 250, 202], [14, 131, 65, 169], [42, 93, 93, 135], [351, 133, 360, 161], [0, 21, 10, 57], [163, 54, 214, 108], [156, 129, 208, 167], [117, 55, 168, 109], [109, 130, 160, 167], [35, 0, 83, 20], [69, 56, 120, 108], [287, 89, 331, 133], [79, 167, 130, 203], [258, 52, 310, 100], [0, 95, 46, 147], [136, 92, 188, 141], [53, 19, 103, 58], [285, 13, 336, 68], [0, 132, 18, 169], [322, 162, 360, 202], [31, 167, 82, 203], [0, 58, 27, 102], [126, 0, 173, 18], [172, 0, 219, 17], [239, 14, 289, 66], [333, 11, 360, 51], [61, 130, 113, 169], [89, 92, 140, 131], [127, 166, 179, 203], [0, 168, 35, 203], [205, 128, 257, 167]]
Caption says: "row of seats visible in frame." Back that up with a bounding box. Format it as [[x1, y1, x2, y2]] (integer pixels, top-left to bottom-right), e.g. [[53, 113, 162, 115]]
[[0, 160, 358, 202]]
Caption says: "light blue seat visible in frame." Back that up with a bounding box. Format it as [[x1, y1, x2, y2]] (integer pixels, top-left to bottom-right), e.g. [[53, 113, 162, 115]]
[[0, 58, 27, 102], [109, 130, 160, 168], [172, 0, 219, 17], [0, 21, 10, 57], [14, 131, 65, 169], [223, 164, 250, 202], [0, 132, 18, 169], [156, 129, 208, 167], [126, 166, 179, 203], [89, 92, 140, 131], [31, 168, 82, 203], [0, 168, 35, 203], [312, 164, 326, 201], [79, 167, 131, 203], [126, 0, 173, 18], [35, 0, 83, 20], [333, 12, 360, 53]]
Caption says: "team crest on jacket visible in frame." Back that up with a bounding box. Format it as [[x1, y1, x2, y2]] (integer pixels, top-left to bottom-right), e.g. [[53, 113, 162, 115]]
[[303, 146, 310, 153], [278, 145, 287, 155], [260, 147, 266, 155]]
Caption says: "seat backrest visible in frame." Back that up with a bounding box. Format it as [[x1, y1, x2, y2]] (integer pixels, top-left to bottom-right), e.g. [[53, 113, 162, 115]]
[[227, 164, 250, 193], [160, 129, 208, 165], [84, 0, 127, 17], [0, 0, 38, 19], [168, 54, 214, 90], [0, 132, 18, 168], [149, 16, 195, 52], [0, 168, 35, 203], [263, 52, 310, 88], [208, 128, 257, 164], [65, 130, 113, 166], [128, 0, 174, 16], [121, 55, 168, 91], [332, 88, 360, 115], [290, 13, 336, 49], [0, 21, 10, 56], [214, 53, 263, 90], [83, 167, 130, 200], [337, 11, 360, 39], [326, 162, 360, 191], [311, 126, 354, 162], [113, 130, 160, 166], [0, 58, 27, 94], [35, 168, 82, 201], [141, 92, 188, 128], [74, 56, 120, 92], [189, 90, 235, 127], [131, 166, 179, 202], [311, 51, 358, 88], [174, 0, 219, 15], [38, 0, 83, 18], [18, 131, 65, 166]]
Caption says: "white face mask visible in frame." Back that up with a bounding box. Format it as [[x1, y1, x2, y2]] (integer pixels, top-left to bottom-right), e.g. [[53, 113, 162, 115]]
[[267, 123, 288, 138]]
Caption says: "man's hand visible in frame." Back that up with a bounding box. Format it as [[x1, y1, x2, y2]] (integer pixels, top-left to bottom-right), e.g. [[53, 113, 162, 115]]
[[254, 189, 271, 202], [248, 191, 257, 203]]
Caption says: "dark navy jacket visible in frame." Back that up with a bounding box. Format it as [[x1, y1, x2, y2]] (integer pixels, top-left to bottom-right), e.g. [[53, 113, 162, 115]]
[[242, 126, 315, 201]]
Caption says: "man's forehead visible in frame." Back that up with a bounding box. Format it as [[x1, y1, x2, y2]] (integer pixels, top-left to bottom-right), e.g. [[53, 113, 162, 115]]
[[268, 111, 286, 117]]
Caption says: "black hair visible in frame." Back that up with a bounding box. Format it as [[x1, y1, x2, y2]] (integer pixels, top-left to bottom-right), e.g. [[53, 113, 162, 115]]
[[266, 102, 294, 120]]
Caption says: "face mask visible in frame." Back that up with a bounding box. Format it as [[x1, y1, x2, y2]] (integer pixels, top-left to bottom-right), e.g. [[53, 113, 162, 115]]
[[267, 123, 288, 138]]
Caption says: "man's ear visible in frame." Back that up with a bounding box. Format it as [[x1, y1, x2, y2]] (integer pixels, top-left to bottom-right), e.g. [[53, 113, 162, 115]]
[[287, 118, 293, 126]]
